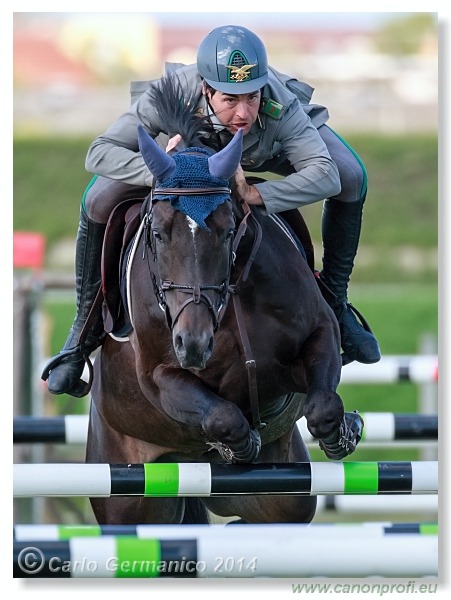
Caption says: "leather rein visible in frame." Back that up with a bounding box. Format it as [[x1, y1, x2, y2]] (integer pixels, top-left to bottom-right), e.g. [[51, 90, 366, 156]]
[[144, 184, 265, 431]]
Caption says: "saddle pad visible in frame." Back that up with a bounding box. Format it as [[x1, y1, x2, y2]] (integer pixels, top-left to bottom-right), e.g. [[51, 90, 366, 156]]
[[268, 213, 307, 260]]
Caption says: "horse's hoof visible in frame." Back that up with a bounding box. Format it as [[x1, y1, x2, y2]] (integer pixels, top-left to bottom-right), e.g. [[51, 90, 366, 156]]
[[231, 429, 261, 464], [319, 411, 364, 460]]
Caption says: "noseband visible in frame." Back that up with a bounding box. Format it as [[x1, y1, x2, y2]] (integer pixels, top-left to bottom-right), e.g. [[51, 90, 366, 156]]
[[144, 185, 235, 332]]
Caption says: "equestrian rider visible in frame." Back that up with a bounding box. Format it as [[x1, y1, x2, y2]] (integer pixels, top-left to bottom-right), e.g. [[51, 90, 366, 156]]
[[42, 24, 381, 397]]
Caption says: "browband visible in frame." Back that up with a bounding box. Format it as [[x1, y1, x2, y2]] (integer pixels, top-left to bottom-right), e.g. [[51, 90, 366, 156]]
[[153, 187, 231, 196]]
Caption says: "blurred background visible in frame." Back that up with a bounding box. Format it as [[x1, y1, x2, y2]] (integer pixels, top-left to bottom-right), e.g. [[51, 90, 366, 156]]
[[14, 12, 438, 273], [14, 12, 437, 136], [13, 12, 438, 526]]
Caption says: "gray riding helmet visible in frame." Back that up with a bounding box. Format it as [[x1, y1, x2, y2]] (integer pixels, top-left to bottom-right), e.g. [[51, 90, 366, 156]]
[[197, 25, 268, 94]]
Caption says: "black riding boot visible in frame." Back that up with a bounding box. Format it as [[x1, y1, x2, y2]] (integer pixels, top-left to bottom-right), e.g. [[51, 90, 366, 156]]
[[41, 210, 106, 396], [320, 197, 381, 365]]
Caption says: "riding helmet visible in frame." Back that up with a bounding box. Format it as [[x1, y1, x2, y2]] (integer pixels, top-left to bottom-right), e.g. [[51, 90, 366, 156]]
[[197, 25, 268, 94]]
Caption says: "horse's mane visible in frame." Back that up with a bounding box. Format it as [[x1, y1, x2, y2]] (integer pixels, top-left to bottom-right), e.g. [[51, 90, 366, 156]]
[[148, 75, 213, 149]]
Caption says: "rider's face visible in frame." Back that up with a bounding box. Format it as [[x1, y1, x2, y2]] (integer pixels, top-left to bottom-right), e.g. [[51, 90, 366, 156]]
[[205, 88, 261, 135]]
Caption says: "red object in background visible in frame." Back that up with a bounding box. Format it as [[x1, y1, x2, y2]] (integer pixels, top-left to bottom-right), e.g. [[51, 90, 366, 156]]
[[13, 231, 46, 270]]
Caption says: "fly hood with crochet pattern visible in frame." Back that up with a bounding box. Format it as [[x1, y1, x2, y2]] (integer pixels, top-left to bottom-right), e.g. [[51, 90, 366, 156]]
[[137, 125, 243, 229]]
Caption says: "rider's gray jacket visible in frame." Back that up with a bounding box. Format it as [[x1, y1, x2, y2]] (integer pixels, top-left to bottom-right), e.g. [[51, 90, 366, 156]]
[[85, 63, 341, 214]]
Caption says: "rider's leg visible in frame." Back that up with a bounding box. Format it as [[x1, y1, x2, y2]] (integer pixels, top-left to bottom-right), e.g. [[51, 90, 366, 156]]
[[317, 125, 381, 364], [243, 131, 380, 364], [41, 176, 149, 397]]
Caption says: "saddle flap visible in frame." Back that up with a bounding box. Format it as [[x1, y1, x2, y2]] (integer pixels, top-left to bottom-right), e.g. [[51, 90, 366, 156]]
[[102, 199, 143, 334]]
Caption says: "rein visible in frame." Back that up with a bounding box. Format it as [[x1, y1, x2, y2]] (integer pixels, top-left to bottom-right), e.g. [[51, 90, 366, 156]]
[[230, 199, 265, 430]]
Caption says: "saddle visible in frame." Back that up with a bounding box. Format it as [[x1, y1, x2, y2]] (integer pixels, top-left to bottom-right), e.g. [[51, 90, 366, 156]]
[[101, 198, 145, 339]]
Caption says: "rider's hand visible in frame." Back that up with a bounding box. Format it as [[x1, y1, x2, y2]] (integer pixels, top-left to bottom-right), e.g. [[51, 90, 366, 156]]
[[166, 134, 182, 153], [235, 165, 264, 206]]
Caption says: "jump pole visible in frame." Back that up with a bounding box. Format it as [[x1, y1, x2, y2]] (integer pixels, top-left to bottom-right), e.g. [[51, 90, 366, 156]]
[[14, 521, 438, 541], [13, 461, 438, 497], [13, 529, 438, 577], [13, 413, 438, 444], [339, 354, 438, 384], [315, 494, 438, 514]]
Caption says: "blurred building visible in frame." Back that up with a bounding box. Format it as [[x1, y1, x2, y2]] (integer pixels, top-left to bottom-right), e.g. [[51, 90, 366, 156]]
[[13, 13, 438, 135]]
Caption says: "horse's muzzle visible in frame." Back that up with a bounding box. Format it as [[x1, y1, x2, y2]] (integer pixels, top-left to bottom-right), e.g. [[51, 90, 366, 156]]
[[173, 329, 214, 370]]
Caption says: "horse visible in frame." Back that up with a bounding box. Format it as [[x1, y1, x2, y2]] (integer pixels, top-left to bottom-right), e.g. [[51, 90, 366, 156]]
[[86, 75, 363, 525]]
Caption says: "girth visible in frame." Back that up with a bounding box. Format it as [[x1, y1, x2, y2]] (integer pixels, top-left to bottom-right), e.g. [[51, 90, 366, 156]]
[[259, 392, 307, 445]]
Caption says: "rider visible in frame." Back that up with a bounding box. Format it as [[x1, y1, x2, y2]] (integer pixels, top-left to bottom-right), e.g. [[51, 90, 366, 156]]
[[42, 24, 381, 398]]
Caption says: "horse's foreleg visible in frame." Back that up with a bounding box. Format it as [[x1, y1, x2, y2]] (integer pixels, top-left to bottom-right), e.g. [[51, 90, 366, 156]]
[[295, 322, 344, 441], [152, 365, 261, 463], [296, 321, 364, 459]]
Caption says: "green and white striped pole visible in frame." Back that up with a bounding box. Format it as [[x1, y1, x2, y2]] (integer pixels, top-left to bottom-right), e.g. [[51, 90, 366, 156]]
[[13, 526, 438, 578], [13, 461, 438, 497]]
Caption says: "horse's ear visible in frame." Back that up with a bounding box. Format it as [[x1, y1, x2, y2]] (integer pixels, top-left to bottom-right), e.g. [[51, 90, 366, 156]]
[[208, 129, 243, 181], [137, 125, 176, 181]]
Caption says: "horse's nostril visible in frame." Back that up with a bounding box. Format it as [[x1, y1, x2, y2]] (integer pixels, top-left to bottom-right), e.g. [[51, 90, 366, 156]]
[[173, 329, 214, 369], [174, 334, 184, 353]]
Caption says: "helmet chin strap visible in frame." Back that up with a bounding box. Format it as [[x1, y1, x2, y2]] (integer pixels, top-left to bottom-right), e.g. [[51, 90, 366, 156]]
[[202, 81, 234, 132], [202, 97, 227, 133]]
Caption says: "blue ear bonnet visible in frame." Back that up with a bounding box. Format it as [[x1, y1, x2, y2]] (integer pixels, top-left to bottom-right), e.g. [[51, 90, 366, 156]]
[[153, 148, 230, 230]]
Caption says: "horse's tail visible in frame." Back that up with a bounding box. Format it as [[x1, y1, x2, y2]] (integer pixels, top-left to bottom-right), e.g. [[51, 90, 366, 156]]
[[182, 498, 210, 524]]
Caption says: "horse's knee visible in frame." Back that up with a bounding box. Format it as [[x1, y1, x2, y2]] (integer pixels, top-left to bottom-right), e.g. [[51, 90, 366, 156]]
[[202, 404, 249, 444]]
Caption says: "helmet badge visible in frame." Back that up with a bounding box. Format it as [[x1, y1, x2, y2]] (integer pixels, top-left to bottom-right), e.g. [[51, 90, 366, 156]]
[[225, 51, 256, 83]]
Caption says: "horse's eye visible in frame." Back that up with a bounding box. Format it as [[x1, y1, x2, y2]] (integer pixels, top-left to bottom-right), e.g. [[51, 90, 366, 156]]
[[225, 230, 234, 242], [153, 230, 163, 242]]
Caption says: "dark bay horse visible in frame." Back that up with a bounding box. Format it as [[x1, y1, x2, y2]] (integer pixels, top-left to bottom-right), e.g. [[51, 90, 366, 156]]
[[86, 76, 362, 525]]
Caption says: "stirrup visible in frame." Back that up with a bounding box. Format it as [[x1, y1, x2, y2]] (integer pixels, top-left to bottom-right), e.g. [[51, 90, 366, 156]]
[[344, 302, 374, 333], [41, 350, 94, 398], [42, 345, 85, 376], [340, 303, 381, 366], [41, 335, 103, 397], [314, 272, 380, 366]]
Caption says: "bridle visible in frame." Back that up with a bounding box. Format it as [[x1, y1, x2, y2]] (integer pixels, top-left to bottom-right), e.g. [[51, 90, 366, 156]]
[[144, 184, 235, 333], [142, 184, 265, 431]]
